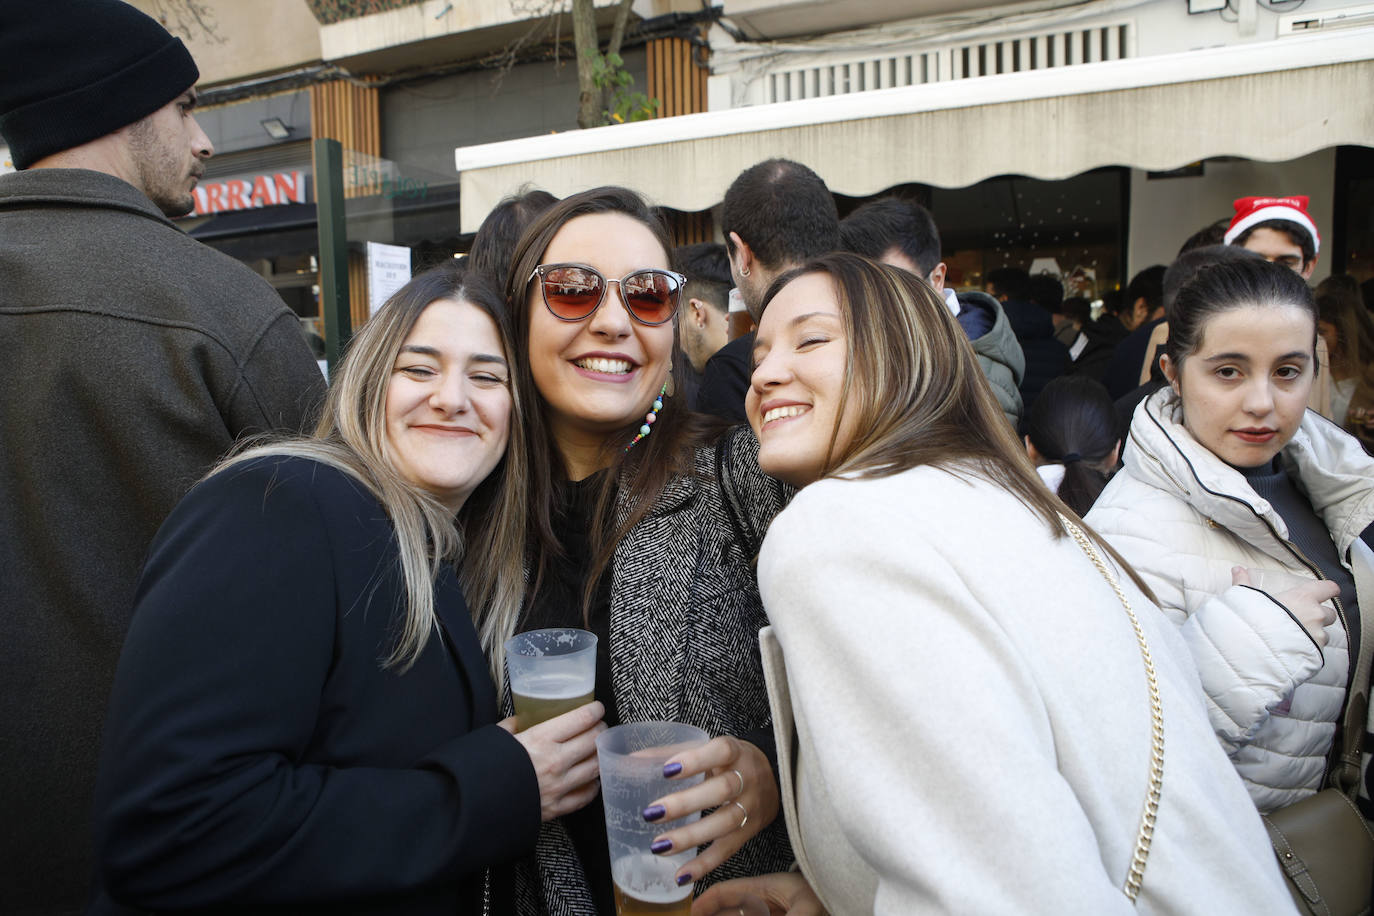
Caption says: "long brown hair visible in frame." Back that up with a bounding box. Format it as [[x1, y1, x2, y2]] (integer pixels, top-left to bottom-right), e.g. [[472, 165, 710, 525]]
[[761, 251, 1156, 599], [503, 186, 722, 620]]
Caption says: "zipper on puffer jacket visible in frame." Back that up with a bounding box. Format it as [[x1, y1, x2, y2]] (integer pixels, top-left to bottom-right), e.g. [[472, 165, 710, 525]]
[[1138, 412, 1351, 654]]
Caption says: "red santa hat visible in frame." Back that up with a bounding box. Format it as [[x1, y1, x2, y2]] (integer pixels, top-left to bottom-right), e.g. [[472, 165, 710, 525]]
[[1223, 195, 1320, 254]]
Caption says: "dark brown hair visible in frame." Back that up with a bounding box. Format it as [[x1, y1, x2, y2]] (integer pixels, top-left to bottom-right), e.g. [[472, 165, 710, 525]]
[[468, 186, 558, 288], [722, 158, 839, 269], [1165, 256, 1317, 370], [1026, 376, 1119, 516], [504, 186, 721, 618]]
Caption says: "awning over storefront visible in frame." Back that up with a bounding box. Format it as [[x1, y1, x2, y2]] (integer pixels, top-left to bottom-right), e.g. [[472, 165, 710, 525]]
[[453, 27, 1374, 232]]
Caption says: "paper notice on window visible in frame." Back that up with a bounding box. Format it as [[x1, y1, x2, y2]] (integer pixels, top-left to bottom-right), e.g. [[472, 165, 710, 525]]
[[366, 242, 412, 317]]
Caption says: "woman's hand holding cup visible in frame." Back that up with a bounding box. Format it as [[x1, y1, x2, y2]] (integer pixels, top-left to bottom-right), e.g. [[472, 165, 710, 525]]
[[642, 735, 780, 885], [501, 700, 605, 821]]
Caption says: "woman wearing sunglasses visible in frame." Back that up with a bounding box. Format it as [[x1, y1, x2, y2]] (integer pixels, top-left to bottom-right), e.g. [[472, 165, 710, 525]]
[[501, 187, 794, 915]]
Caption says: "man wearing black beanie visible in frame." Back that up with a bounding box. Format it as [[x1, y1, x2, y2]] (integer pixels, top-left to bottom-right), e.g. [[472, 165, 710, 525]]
[[0, 3, 326, 913]]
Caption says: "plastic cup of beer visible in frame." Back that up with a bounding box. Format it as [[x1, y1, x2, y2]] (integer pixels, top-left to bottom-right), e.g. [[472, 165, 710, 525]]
[[504, 628, 597, 732], [726, 287, 755, 341], [597, 721, 710, 916]]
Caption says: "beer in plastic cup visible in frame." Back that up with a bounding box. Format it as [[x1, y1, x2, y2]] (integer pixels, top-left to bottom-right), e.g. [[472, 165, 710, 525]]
[[504, 628, 597, 731], [597, 721, 709, 916]]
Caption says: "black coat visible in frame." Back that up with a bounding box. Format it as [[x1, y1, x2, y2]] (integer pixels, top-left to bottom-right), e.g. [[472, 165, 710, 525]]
[[91, 456, 539, 915], [694, 333, 753, 423], [1070, 313, 1131, 384], [999, 298, 1069, 415], [1106, 317, 1166, 399]]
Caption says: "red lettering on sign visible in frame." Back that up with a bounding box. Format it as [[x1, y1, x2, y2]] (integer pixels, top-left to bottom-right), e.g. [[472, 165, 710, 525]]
[[207, 183, 229, 213], [251, 174, 276, 207], [224, 180, 248, 211], [180, 170, 307, 218], [275, 171, 304, 204]]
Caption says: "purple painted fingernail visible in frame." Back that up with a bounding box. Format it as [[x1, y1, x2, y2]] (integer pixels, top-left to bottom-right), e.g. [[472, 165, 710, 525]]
[[662, 762, 682, 777], [650, 838, 673, 854], [642, 804, 666, 822], [676, 873, 692, 887]]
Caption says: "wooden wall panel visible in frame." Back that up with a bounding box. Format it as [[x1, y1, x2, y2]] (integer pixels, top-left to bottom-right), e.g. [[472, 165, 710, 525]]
[[649, 39, 711, 242], [666, 209, 712, 247], [348, 250, 368, 330], [309, 78, 381, 200], [647, 37, 706, 120], [310, 78, 382, 334]]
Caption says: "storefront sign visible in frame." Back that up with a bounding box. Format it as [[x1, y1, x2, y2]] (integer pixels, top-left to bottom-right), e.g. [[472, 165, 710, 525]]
[[190, 170, 307, 217]]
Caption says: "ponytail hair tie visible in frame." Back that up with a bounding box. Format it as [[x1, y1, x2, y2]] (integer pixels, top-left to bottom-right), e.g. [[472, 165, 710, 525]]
[[1062, 452, 1083, 464]]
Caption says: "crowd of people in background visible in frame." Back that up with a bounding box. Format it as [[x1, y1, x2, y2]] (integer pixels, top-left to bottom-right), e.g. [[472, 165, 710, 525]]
[[4, 3, 1374, 916]]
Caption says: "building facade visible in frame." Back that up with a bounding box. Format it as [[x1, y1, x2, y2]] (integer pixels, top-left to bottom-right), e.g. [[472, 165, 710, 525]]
[[7, 0, 1362, 325]]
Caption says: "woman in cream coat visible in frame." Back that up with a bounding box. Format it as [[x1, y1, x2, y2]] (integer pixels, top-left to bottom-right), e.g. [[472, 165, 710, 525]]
[[1088, 258, 1374, 814], [694, 253, 1295, 916]]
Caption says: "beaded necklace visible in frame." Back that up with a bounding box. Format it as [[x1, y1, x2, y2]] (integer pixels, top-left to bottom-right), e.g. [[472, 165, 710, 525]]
[[625, 383, 668, 452]]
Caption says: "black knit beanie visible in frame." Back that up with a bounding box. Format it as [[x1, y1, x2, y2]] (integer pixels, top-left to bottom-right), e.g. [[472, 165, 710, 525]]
[[0, 0, 200, 169]]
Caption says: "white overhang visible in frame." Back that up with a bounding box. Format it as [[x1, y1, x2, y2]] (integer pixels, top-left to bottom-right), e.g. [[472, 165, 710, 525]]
[[453, 27, 1374, 232]]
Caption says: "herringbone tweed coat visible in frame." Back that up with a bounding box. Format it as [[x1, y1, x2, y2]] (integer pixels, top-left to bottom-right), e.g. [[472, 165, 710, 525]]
[[514, 426, 795, 915]]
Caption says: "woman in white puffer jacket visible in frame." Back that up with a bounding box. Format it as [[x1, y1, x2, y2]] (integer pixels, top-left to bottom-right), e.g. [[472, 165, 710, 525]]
[[1089, 257, 1374, 814]]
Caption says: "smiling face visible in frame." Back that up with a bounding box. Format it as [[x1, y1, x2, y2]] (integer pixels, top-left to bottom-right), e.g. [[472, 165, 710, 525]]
[[385, 298, 513, 511], [1163, 303, 1315, 469], [525, 212, 676, 457], [746, 272, 859, 488]]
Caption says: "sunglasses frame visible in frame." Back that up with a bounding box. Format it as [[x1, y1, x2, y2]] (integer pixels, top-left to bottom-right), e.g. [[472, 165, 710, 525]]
[[529, 263, 686, 327]]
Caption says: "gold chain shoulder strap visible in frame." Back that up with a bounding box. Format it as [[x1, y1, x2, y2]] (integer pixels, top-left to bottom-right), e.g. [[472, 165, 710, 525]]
[[1061, 515, 1164, 903]]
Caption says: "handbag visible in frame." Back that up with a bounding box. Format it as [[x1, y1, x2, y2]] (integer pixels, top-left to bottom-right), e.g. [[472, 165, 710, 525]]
[[1061, 516, 1163, 903], [1261, 554, 1374, 916]]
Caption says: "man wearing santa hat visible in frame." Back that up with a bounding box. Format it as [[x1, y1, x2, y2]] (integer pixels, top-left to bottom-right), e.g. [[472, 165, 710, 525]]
[[1222, 194, 1333, 416], [1224, 194, 1321, 279]]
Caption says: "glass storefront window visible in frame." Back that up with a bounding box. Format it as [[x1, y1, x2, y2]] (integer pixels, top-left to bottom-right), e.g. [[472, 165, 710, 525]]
[[836, 168, 1127, 300]]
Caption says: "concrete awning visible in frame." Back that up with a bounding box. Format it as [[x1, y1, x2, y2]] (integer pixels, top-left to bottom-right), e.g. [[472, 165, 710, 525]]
[[453, 27, 1374, 232]]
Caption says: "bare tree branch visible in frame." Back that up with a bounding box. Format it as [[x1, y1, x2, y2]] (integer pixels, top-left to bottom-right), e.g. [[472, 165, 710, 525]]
[[484, 1, 561, 93], [147, 0, 226, 45], [498, 0, 642, 128]]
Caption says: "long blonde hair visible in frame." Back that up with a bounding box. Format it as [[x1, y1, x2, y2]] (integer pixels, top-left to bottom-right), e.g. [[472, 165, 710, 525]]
[[761, 252, 1156, 600], [216, 263, 529, 679]]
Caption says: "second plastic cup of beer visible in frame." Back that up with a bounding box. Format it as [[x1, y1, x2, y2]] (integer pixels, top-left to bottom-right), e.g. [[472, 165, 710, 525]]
[[598, 721, 710, 916], [504, 628, 597, 732]]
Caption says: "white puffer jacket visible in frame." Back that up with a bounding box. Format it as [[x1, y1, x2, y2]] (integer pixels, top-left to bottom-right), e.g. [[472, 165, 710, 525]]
[[1088, 387, 1374, 813]]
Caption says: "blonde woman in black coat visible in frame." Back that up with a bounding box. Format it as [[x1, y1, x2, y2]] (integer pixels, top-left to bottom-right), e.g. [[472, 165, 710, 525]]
[[92, 264, 603, 915]]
